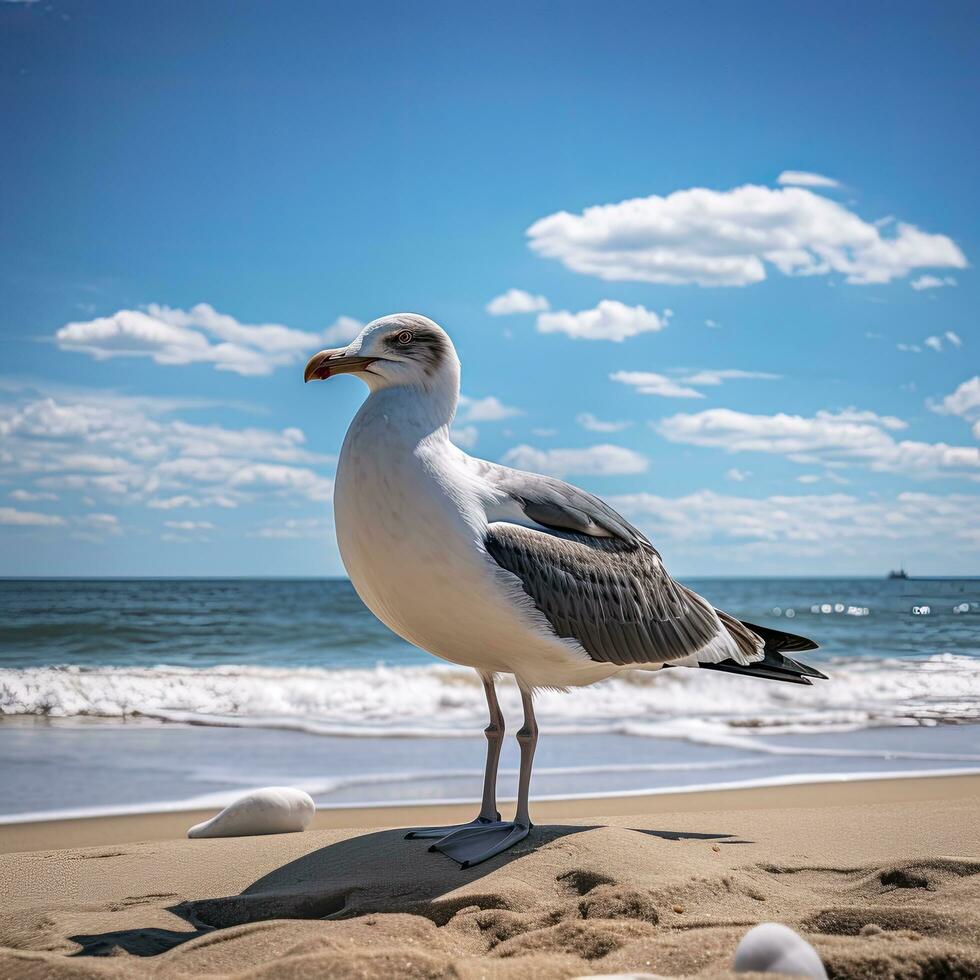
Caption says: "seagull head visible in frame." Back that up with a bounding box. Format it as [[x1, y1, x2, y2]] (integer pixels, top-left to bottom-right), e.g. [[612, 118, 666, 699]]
[[304, 313, 460, 394]]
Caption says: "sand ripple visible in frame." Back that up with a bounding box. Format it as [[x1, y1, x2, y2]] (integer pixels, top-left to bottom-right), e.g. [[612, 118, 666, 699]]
[[1, 788, 978, 979]]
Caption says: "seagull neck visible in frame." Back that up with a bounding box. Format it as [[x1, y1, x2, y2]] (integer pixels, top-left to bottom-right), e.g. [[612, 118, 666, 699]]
[[357, 377, 459, 446]]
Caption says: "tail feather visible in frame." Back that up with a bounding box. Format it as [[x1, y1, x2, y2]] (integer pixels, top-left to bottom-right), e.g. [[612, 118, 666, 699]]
[[771, 651, 828, 681], [698, 657, 815, 685], [696, 614, 827, 685]]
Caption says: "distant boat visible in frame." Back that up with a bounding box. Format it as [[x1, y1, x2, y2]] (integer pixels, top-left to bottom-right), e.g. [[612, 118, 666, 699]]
[[887, 567, 909, 580]]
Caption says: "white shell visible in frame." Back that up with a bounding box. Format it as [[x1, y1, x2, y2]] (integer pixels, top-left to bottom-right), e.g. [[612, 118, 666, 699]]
[[572, 974, 665, 979], [734, 922, 827, 978], [187, 787, 315, 839]]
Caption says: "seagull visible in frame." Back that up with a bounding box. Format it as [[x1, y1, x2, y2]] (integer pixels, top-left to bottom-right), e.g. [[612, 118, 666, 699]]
[[305, 313, 826, 868]]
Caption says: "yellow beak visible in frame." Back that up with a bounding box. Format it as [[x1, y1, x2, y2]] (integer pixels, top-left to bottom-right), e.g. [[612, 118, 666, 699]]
[[303, 348, 378, 383]]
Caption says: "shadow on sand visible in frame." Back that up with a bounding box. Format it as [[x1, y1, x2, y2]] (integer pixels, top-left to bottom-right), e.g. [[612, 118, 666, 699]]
[[68, 822, 747, 957]]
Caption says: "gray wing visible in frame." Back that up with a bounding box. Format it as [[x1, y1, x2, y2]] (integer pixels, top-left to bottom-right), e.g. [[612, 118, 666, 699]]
[[477, 462, 748, 666], [475, 459, 649, 546]]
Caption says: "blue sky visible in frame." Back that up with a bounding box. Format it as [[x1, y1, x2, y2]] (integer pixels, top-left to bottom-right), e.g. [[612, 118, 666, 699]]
[[1, 0, 978, 576]]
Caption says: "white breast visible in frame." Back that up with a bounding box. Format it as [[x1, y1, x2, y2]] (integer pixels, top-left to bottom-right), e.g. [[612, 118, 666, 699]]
[[333, 395, 614, 688]]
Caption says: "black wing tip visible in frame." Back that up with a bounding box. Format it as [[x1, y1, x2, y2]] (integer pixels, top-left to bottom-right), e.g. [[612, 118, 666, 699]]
[[778, 654, 829, 681], [740, 619, 820, 652], [699, 660, 816, 685], [699, 644, 829, 684], [796, 662, 829, 681]]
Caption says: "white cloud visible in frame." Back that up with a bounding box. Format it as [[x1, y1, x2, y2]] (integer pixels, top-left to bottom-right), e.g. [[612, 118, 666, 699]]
[[934, 376, 980, 418], [796, 471, 849, 486], [56, 453, 132, 473], [486, 289, 550, 315], [0, 389, 336, 516], [320, 315, 363, 345], [527, 184, 966, 287], [448, 395, 522, 449], [73, 513, 123, 541], [821, 408, 907, 430], [80, 512, 119, 527], [705, 319, 721, 329], [678, 368, 781, 386], [655, 407, 979, 479], [725, 468, 750, 482], [531, 427, 557, 438], [608, 490, 979, 564], [164, 520, 215, 531], [910, 275, 956, 290], [249, 517, 330, 540], [148, 494, 229, 510], [450, 425, 479, 448], [457, 395, 523, 423], [614, 364, 784, 401], [502, 443, 648, 477], [776, 170, 841, 188], [611, 371, 704, 399], [907, 330, 963, 353], [9, 489, 57, 502], [227, 463, 332, 501], [537, 301, 668, 342], [55, 304, 360, 376], [577, 412, 633, 433], [0, 506, 65, 526], [931, 376, 980, 438]]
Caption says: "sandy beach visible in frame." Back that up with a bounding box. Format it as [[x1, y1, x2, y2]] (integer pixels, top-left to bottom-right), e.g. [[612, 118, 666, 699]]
[[1, 773, 977, 979], [5, 0, 979, 974]]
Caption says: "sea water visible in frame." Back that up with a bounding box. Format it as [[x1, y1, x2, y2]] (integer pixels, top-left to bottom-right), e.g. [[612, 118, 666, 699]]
[[1, 577, 978, 820]]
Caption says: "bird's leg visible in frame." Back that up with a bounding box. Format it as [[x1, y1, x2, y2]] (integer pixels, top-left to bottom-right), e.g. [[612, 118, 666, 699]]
[[478, 676, 505, 822], [423, 686, 536, 868], [513, 686, 538, 830], [404, 675, 504, 839]]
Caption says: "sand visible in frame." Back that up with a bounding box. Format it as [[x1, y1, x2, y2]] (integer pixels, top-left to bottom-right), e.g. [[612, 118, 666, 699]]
[[0, 773, 978, 979]]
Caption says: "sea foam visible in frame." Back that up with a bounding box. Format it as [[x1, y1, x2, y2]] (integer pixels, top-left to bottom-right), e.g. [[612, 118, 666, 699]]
[[2, 654, 978, 738]]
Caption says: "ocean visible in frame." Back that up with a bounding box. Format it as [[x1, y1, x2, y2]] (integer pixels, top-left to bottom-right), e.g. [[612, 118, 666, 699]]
[[1, 577, 978, 822]]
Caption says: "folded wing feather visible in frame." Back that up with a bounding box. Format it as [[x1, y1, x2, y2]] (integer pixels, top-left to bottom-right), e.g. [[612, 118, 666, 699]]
[[478, 463, 762, 668]]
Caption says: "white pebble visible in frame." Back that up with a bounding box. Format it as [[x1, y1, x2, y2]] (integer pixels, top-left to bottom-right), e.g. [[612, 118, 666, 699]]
[[734, 922, 827, 978], [187, 787, 315, 839]]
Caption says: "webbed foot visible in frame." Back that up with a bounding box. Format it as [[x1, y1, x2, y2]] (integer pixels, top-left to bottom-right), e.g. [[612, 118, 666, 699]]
[[427, 819, 530, 868], [404, 813, 501, 840]]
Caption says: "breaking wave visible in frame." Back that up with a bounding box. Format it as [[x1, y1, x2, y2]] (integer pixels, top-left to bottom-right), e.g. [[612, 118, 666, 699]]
[[2, 653, 979, 739]]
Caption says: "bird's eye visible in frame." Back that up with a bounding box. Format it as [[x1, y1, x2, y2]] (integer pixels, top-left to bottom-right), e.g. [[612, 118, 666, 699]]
[[396, 330, 414, 345]]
